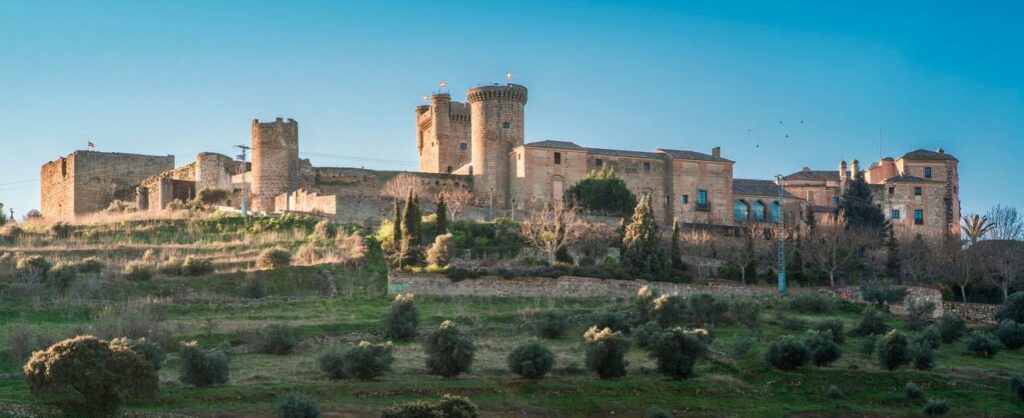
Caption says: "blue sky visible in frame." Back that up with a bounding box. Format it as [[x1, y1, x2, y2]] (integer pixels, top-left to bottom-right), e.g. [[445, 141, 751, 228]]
[[1, 0, 1021, 219]]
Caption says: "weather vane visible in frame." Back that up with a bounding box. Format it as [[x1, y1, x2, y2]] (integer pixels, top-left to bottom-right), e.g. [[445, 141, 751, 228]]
[[439, 80, 447, 90], [506, 71, 513, 84]]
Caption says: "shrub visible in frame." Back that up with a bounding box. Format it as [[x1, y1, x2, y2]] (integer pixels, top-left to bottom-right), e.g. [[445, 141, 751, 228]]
[[380, 401, 436, 418], [996, 320, 1024, 350], [590, 310, 630, 333], [633, 321, 663, 349], [259, 323, 298, 355], [912, 342, 935, 371], [826, 385, 843, 400], [788, 294, 833, 314], [76, 256, 105, 274], [652, 295, 687, 328], [688, 294, 728, 326], [650, 328, 707, 379], [813, 318, 846, 344], [49, 221, 74, 238], [861, 335, 879, 356], [319, 341, 394, 380], [110, 337, 165, 371], [381, 395, 479, 418], [730, 337, 757, 359], [966, 331, 1001, 358], [23, 335, 157, 416], [179, 341, 229, 386], [507, 341, 555, 379], [905, 382, 925, 400], [181, 256, 215, 276], [849, 308, 888, 337], [646, 407, 672, 418], [157, 257, 184, 275], [16, 254, 51, 282], [860, 281, 908, 309], [313, 220, 337, 240], [276, 392, 320, 418], [426, 233, 456, 267], [198, 188, 229, 205], [1011, 374, 1024, 401], [878, 330, 912, 370], [383, 293, 419, 341], [257, 247, 292, 269], [923, 399, 949, 416], [583, 326, 629, 379], [904, 299, 937, 331], [48, 262, 76, 290], [806, 330, 842, 367], [730, 298, 762, 329], [764, 336, 810, 371], [242, 277, 266, 299], [996, 292, 1024, 324], [424, 321, 475, 378], [937, 313, 967, 343], [916, 325, 942, 350], [533, 311, 569, 339], [122, 260, 153, 282]]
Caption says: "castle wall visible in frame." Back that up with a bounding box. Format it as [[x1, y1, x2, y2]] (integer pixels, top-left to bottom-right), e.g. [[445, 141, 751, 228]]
[[668, 159, 733, 225], [417, 95, 472, 174], [275, 189, 340, 215], [511, 147, 588, 208], [40, 156, 75, 220], [196, 152, 238, 192], [587, 153, 672, 222], [40, 151, 174, 219], [878, 180, 948, 236], [251, 118, 299, 212], [469, 85, 527, 208]]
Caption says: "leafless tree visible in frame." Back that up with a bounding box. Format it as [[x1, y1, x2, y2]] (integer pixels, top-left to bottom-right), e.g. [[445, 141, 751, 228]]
[[380, 174, 423, 202], [721, 224, 769, 285], [987, 205, 1024, 241], [976, 241, 1024, 301], [936, 236, 976, 302], [900, 233, 933, 285], [440, 187, 473, 222], [806, 224, 868, 287], [518, 202, 586, 265], [571, 222, 616, 261]]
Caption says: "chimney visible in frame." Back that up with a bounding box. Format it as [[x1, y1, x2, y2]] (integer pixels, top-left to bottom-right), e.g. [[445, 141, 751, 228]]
[[850, 159, 860, 179], [937, 148, 945, 154], [711, 146, 721, 158], [839, 160, 849, 193]]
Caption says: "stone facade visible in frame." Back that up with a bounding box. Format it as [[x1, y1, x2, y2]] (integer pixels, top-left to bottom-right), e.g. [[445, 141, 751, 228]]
[[468, 84, 527, 208], [416, 94, 472, 174], [40, 151, 174, 220], [251, 118, 299, 212]]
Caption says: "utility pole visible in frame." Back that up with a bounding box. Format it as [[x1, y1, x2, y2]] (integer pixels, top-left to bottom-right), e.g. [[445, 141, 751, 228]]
[[235, 145, 251, 217], [488, 187, 494, 222], [776, 174, 787, 295]]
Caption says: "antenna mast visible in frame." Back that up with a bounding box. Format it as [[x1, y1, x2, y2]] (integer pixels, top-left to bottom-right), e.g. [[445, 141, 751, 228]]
[[235, 144, 251, 217]]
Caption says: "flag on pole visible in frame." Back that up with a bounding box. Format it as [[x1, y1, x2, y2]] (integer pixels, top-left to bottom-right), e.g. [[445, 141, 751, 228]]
[[87, 141, 95, 150]]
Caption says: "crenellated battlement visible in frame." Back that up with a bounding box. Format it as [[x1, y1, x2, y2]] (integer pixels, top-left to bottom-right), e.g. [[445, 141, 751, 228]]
[[467, 84, 528, 104]]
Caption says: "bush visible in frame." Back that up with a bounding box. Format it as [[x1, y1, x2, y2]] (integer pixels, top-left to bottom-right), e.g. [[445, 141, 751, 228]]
[[198, 188, 229, 206], [878, 330, 912, 370], [861, 335, 880, 356], [313, 220, 337, 240], [916, 325, 942, 350], [48, 262, 76, 291], [276, 392, 321, 418], [788, 294, 833, 314], [996, 292, 1024, 324], [590, 310, 630, 333], [507, 341, 555, 379], [826, 385, 843, 400], [584, 326, 629, 379], [424, 321, 475, 378], [259, 324, 298, 355], [861, 280, 908, 309], [257, 247, 292, 269], [426, 233, 456, 267], [905, 382, 925, 400], [383, 293, 419, 341], [965, 331, 1001, 358], [381, 401, 436, 418], [182, 256, 215, 276], [122, 260, 153, 282], [937, 313, 967, 343], [381, 395, 479, 418], [242, 277, 266, 299], [533, 311, 569, 339], [76, 256, 105, 274], [157, 257, 184, 275], [904, 299, 937, 331], [1011, 374, 1024, 401], [23, 335, 157, 416], [912, 342, 935, 371], [806, 330, 842, 367], [646, 407, 672, 418], [764, 336, 810, 371], [813, 318, 846, 344], [730, 298, 762, 329], [319, 341, 393, 380], [688, 294, 728, 326], [730, 337, 757, 359], [16, 254, 51, 281], [633, 321, 663, 349], [110, 337, 165, 371], [996, 320, 1024, 350], [923, 399, 950, 416], [649, 328, 707, 379], [652, 295, 687, 328], [179, 341, 229, 386], [849, 308, 889, 337]]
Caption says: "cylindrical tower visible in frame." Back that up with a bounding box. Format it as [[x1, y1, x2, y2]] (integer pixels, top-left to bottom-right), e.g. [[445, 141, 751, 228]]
[[467, 84, 527, 208], [251, 118, 299, 212]]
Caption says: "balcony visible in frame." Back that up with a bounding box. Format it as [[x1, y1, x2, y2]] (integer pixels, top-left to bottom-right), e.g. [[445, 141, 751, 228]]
[[695, 202, 711, 212]]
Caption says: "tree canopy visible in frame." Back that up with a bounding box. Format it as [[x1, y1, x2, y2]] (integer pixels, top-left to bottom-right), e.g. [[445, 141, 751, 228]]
[[565, 168, 637, 216], [839, 172, 889, 235]]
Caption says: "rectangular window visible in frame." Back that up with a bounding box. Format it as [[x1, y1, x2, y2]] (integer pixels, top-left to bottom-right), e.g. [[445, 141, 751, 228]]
[[831, 196, 839, 206], [914, 187, 922, 196], [643, 162, 651, 173], [698, 190, 708, 204], [681, 194, 689, 204], [924, 167, 932, 179], [891, 210, 900, 219], [595, 158, 603, 167], [554, 152, 561, 165], [888, 187, 895, 196], [914, 209, 924, 225], [806, 191, 814, 201]]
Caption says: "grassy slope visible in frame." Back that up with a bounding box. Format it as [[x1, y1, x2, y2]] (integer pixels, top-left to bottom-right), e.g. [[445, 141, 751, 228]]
[[1, 217, 1022, 417]]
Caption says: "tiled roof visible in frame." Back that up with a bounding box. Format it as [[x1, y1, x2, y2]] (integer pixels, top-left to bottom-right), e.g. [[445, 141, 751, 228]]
[[900, 149, 958, 162], [585, 147, 662, 159], [656, 149, 733, 163], [523, 140, 585, 150], [883, 174, 942, 183], [783, 169, 841, 181], [733, 178, 797, 198]]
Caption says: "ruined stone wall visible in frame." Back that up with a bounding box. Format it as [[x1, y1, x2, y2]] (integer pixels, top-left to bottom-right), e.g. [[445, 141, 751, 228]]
[[668, 159, 733, 225], [308, 167, 471, 200], [469, 84, 527, 208], [196, 152, 238, 192], [40, 156, 75, 220], [942, 301, 1000, 324], [275, 189, 340, 215], [251, 118, 299, 212], [40, 151, 174, 219]]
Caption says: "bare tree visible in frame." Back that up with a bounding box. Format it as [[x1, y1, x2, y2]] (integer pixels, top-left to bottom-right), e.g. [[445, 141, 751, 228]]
[[518, 202, 585, 265], [721, 224, 769, 285], [976, 241, 1024, 301], [380, 174, 423, 202], [440, 187, 473, 222], [961, 213, 995, 245], [987, 205, 1024, 241], [806, 224, 866, 287], [900, 233, 933, 285], [936, 236, 976, 302]]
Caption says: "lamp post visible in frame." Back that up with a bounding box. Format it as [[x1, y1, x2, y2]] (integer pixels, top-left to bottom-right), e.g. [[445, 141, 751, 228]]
[[775, 174, 787, 294], [236, 144, 251, 217]]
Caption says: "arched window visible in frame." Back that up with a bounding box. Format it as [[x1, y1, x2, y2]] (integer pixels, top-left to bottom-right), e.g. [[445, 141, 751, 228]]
[[771, 202, 781, 223], [734, 200, 749, 222], [552, 175, 565, 201], [752, 201, 766, 222]]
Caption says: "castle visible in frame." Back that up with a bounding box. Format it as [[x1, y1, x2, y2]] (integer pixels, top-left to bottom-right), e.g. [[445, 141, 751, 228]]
[[39, 80, 960, 237]]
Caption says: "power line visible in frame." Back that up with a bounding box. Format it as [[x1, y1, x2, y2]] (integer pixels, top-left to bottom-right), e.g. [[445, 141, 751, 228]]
[[0, 179, 39, 187], [298, 151, 418, 166]]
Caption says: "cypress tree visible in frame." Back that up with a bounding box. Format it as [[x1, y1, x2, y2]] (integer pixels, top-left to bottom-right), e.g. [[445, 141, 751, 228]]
[[436, 193, 448, 234], [885, 229, 901, 280], [392, 198, 403, 245], [621, 195, 668, 279], [839, 172, 889, 234], [400, 190, 422, 265], [670, 219, 684, 270]]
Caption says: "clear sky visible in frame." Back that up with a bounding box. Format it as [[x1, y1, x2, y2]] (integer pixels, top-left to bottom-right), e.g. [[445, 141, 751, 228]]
[[1, 0, 1021, 219]]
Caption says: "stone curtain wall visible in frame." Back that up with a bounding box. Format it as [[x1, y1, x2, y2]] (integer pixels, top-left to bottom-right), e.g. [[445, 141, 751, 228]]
[[943, 301, 1000, 324], [40, 156, 75, 220], [388, 272, 943, 319], [41, 151, 174, 219]]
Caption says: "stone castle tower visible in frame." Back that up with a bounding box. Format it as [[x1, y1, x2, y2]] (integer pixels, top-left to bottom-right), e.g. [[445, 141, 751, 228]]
[[416, 94, 471, 174], [251, 118, 299, 212], [467, 84, 528, 207]]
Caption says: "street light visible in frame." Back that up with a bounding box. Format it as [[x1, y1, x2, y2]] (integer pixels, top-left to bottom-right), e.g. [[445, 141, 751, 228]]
[[775, 174, 787, 294]]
